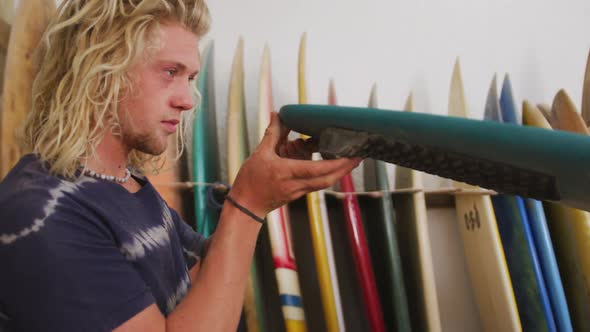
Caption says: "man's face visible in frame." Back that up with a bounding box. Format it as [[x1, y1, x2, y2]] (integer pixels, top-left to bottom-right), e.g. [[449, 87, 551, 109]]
[[118, 23, 200, 156]]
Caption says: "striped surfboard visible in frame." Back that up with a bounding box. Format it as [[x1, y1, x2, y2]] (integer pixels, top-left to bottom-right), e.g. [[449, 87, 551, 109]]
[[258, 44, 307, 332]]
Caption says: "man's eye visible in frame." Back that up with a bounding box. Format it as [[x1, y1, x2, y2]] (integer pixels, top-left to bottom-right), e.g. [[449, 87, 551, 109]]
[[166, 69, 177, 76]]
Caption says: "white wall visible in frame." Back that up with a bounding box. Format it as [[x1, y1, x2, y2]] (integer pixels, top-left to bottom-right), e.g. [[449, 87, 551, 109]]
[[204, 0, 590, 184], [206, 0, 590, 113]]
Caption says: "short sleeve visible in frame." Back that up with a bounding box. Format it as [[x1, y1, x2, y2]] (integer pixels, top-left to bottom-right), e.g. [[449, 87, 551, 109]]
[[169, 208, 208, 269], [0, 200, 155, 332]]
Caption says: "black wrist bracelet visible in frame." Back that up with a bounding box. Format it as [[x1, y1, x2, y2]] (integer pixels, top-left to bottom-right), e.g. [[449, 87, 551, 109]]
[[224, 195, 266, 224]]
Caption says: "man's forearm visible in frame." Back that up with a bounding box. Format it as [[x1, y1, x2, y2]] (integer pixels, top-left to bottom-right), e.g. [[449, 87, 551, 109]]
[[166, 203, 262, 332]]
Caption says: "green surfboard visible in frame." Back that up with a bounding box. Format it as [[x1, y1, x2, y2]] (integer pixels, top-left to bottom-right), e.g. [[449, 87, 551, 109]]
[[363, 84, 411, 332], [193, 41, 220, 237]]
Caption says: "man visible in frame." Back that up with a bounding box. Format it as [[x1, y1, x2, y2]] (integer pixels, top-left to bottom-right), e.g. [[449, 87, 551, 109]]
[[0, 0, 361, 331]]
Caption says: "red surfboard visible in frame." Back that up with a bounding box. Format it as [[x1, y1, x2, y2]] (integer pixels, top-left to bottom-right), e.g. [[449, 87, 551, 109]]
[[329, 80, 386, 332]]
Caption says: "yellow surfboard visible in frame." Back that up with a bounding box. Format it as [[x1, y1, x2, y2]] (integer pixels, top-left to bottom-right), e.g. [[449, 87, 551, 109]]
[[297, 33, 344, 332], [523, 102, 551, 129], [226, 38, 266, 332], [544, 89, 590, 331]]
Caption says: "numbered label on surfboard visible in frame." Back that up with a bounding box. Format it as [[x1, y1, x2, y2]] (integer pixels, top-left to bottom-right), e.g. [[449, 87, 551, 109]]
[[464, 204, 481, 231]]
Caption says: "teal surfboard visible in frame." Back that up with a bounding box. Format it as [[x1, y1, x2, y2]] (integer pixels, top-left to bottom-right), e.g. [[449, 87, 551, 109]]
[[491, 75, 555, 332], [277, 104, 590, 212], [193, 41, 220, 237]]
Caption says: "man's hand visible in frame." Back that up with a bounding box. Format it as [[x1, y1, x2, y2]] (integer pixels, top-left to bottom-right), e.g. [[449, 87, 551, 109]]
[[229, 112, 362, 218]]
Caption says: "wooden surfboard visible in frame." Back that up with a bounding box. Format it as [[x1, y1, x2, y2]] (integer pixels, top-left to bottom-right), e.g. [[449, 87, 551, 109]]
[[581, 50, 590, 126], [450, 67, 522, 332], [0, 16, 10, 93], [330, 81, 386, 332], [550, 90, 590, 135], [0, 0, 13, 25], [297, 33, 343, 332], [394, 94, 442, 332], [1, 0, 55, 178], [363, 84, 411, 332], [0, 15, 9, 144], [259, 44, 307, 332], [521, 100, 573, 332], [0, 0, 10, 95], [493, 75, 556, 332], [226, 38, 266, 332], [537, 104, 552, 123], [193, 41, 220, 237], [547, 91, 590, 331], [523, 102, 551, 129]]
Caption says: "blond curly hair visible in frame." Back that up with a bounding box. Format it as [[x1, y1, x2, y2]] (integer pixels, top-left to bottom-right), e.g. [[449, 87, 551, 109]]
[[22, 0, 210, 179]]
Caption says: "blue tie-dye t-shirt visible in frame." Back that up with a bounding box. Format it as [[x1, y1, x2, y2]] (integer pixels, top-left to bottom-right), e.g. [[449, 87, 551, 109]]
[[0, 154, 207, 331]]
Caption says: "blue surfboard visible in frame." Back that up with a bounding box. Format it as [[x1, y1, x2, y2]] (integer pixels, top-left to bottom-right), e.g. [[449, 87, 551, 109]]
[[523, 200, 573, 332], [491, 196, 554, 332], [501, 77, 571, 332], [490, 75, 556, 332], [517, 103, 573, 332]]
